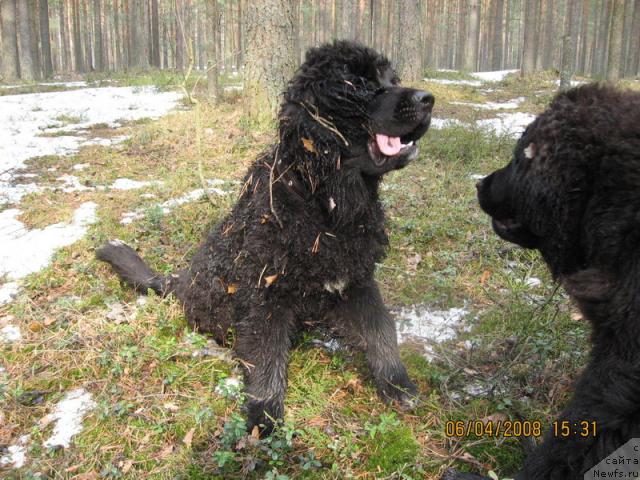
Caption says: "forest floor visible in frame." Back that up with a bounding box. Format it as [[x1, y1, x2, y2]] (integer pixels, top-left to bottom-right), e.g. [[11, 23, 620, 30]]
[[1, 70, 639, 480]]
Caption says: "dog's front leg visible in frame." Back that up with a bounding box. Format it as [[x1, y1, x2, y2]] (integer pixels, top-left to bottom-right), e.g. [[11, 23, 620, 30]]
[[234, 305, 294, 435], [331, 282, 418, 407]]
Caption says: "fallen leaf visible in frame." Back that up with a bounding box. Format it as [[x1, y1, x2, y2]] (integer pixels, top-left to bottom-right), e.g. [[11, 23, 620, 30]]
[[308, 416, 328, 428], [163, 402, 179, 412], [571, 312, 583, 321], [28, 321, 43, 332], [44, 316, 57, 327], [227, 283, 238, 294], [406, 253, 422, 271], [251, 425, 260, 439], [302, 138, 316, 153], [264, 274, 278, 287], [183, 428, 195, 449], [158, 444, 175, 459], [121, 460, 134, 474], [480, 270, 491, 284]]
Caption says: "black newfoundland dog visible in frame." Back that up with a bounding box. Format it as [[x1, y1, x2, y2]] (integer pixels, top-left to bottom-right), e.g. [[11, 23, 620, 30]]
[[446, 84, 640, 479], [97, 41, 433, 433]]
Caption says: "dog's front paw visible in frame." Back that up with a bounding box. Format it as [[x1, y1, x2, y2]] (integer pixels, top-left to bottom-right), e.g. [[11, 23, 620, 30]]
[[243, 397, 284, 436], [441, 468, 491, 480]]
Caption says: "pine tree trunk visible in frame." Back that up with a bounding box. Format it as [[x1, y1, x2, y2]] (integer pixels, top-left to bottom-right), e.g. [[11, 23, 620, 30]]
[[243, 0, 295, 120], [396, 0, 421, 81], [1, 0, 21, 80], [577, 0, 589, 73], [93, 0, 103, 70], [560, 0, 578, 89], [606, 0, 625, 80], [492, 0, 503, 69], [236, 0, 243, 68], [39, 0, 53, 77], [72, 0, 84, 71], [627, 0, 640, 76], [206, 0, 220, 103], [595, 1, 611, 76], [521, 0, 537, 75], [464, 0, 478, 71], [16, 0, 35, 79]]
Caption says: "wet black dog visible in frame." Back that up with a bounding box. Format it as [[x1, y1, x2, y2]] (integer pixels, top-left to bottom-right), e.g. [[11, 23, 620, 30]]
[[97, 41, 433, 433], [446, 84, 640, 479]]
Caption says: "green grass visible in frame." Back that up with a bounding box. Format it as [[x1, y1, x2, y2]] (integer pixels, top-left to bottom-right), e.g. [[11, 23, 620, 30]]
[[0, 76, 600, 479]]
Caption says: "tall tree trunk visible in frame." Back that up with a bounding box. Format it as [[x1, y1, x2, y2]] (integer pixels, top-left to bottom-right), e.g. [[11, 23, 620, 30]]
[[72, 0, 84, 72], [243, 0, 295, 120], [606, 0, 625, 80], [93, 0, 103, 70], [28, 0, 42, 78], [150, 0, 160, 67], [236, 0, 243, 68], [595, 1, 611, 76], [577, 0, 590, 73], [492, 0, 503, 69], [206, 0, 221, 102], [560, 0, 579, 89], [1, 0, 21, 80], [396, 0, 421, 81], [463, 0, 480, 71], [39, 0, 53, 77], [521, 0, 537, 75], [627, 0, 640, 76], [16, 0, 35, 79]]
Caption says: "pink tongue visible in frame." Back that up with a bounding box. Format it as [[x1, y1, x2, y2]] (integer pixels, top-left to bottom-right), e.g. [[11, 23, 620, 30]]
[[375, 134, 402, 156]]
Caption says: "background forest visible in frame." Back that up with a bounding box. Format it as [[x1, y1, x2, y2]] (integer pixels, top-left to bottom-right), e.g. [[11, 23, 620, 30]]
[[1, 1, 640, 480], [1, 0, 639, 85]]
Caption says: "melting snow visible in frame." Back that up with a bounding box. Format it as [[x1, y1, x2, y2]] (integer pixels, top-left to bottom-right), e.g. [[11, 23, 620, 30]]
[[110, 178, 163, 190], [0, 86, 181, 172], [0, 202, 97, 280], [0, 324, 21, 342], [471, 69, 519, 82], [0, 435, 30, 468], [394, 304, 470, 360], [451, 97, 524, 110], [525, 277, 542, 288], [121, 186, 229, 224], [430, 118, 465, 129], [42, 389, 96, 449], [477, 112, 536, 138], [424, 78, 482, 87], [215, 377, 243, 399]]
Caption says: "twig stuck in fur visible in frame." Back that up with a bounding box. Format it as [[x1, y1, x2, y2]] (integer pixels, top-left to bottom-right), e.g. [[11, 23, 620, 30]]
[[298, 102, 349, 147], [268, 144, 284, 229]]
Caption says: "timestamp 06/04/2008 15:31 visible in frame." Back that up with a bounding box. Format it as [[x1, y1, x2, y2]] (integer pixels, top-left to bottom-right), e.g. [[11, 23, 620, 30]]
[[444, 420, 598, 438]]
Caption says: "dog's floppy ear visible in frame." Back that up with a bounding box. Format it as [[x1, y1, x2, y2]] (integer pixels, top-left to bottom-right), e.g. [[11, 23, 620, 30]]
[[561, 268, 613, 303]]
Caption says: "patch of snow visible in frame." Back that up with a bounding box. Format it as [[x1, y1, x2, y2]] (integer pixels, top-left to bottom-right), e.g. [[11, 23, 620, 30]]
[[110, 178, 162, 190], [214, 377, 243, 399], [120, 187, 229, 225], [424, 78, 482, 87], [0, 202, 97, 280], [0, 86, 181, 173], [525, 277, 542, 288], [394, 305, 470, 360], [469, 174, 486, 180], [0, 435, 30, 468], [0, 282, 19, 304], [554, 79, 586, 87], [471, 69, 519, 82], [477, 112, 536, 138], [437, 69, 459, 73], [42, 389, 96, 449], [56, 174, 92, 192], [72, 163, 90, 171], [0, 181, 40, 205], [0, 324, 21, 342], [451, 97, 524, 110], [430, 118, 465, 129]]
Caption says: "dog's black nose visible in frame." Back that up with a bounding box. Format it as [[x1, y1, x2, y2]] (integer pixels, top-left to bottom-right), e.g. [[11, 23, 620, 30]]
[[412, 91, 435, 109]]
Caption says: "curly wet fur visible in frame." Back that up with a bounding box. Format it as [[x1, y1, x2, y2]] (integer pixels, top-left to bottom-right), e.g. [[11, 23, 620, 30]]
[[449, 84, 640, 479], [97, 41, 433, 433]]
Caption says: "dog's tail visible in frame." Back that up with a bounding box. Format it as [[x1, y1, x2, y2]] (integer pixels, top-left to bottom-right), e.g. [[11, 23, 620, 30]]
[[96, 240, 175, 296]]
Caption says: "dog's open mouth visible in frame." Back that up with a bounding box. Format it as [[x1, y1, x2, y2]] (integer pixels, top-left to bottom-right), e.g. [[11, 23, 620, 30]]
[[367, 132, 421, 167]]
